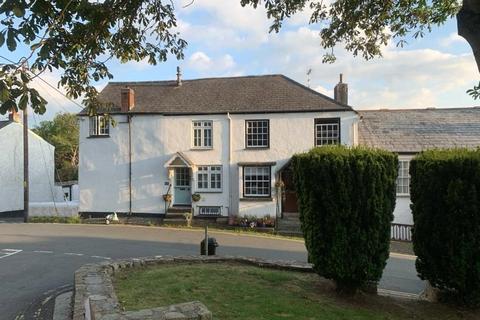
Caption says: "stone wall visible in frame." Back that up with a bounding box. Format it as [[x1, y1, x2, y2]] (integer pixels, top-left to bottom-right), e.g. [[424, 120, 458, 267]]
[[73, 255, 314, 320]]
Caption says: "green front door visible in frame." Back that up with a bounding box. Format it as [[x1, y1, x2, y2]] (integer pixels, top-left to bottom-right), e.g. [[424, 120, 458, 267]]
[[174, 167, 191, 205]]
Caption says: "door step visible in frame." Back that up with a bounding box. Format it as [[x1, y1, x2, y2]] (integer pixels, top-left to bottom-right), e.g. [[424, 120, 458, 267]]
[[167, 206, 192, 214]]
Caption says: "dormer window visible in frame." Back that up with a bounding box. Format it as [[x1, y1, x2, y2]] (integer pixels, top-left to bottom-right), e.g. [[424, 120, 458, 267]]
[[89, 115, 109, 136]]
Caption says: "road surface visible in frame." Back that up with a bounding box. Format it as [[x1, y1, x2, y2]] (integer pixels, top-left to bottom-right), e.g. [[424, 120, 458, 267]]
[[0, 221, 423, 320]]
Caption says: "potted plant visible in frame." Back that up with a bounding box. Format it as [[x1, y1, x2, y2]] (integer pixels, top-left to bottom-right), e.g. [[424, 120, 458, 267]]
[[191, 193, 201, 202], [163, 194, 172, 202]]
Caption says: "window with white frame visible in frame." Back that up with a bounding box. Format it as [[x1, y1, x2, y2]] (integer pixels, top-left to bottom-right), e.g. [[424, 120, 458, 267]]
[[197, 166, 222, 191], [192, 121, 212, 148], [245, 119, 269, 148], [198, 206, 221, 216], [396, 160, 410, 195], [243, 166, 271, 197], [89, 115, 109, 136], [315, 118, 340, 146]]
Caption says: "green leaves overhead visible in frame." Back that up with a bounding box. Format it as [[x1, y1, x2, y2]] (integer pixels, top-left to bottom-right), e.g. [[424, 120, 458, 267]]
[[0, 0, 187, 115], [241, 0, 460, 61]]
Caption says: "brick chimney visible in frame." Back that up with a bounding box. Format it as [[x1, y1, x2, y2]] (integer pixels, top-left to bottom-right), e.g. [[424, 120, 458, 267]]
[[334, 73, 348, 105], [120, 87, 135, 112], [8, 108, 21, 123]]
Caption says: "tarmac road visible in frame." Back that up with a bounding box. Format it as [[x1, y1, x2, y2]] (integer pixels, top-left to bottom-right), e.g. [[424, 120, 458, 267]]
[[0, 222, 423, 320]]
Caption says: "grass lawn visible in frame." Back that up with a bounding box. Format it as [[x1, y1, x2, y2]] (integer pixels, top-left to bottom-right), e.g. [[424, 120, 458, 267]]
[[114, 262, 477, 320]]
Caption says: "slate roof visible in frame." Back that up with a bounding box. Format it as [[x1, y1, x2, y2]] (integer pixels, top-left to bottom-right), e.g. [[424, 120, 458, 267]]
[[358, 108, 480, 153], [83, 74, 353, 115], [0, 120, 11, 130]]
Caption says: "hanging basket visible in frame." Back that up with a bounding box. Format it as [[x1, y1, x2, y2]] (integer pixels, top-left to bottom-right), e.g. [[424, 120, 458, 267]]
[[191, 193, 201, 202]]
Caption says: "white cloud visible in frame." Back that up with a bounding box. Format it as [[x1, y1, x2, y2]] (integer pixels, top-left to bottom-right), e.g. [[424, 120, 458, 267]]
[[187, 51, 241, 76], [440, 32, 466, 47], [254, 25, 479, 109]]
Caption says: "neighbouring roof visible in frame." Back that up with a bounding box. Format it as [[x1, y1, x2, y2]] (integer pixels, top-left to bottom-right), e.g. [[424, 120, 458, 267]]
[[358, 107, 480, 153], [82, 74, 353, 115], [0, 120, 12, 130]]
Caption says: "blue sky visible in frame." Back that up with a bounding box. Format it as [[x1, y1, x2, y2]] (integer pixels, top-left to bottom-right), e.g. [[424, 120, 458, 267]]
[[1, 0, 479, 123]]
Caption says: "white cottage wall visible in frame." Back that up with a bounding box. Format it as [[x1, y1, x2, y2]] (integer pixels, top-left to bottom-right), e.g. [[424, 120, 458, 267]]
[[0, 122, 59, 213], [79, 111, 358, 218], [230, 111, 358, 218], [78, 115, 130, 213]]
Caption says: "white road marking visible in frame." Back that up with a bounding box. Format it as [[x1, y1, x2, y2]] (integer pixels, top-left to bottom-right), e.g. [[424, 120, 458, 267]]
[[33, 250, 53, 254], [64, 252, 84, 256], [91, 255, 111, 260], [0, 249, 22, 260]]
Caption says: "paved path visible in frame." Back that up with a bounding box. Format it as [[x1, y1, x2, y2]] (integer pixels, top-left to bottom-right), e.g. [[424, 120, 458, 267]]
[[0, 222, 424, 320]]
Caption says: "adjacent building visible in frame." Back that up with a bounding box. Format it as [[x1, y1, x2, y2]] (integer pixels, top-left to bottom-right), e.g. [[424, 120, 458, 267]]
[[0, 112, 63, 215], [359, 107, 480, 226]]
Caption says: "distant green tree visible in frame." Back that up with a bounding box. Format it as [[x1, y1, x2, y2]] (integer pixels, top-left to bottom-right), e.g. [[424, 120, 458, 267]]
[[33, 113, 78, 182]]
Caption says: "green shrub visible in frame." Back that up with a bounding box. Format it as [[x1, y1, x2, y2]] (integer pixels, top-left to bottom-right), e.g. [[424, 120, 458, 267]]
[[292, 146, 397, 292], [410, 148, 480, 305]]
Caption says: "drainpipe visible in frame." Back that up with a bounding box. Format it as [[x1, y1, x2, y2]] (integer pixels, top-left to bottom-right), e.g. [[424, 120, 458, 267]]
[[128, 114, 132, 215], [227, 112, 233, 224]]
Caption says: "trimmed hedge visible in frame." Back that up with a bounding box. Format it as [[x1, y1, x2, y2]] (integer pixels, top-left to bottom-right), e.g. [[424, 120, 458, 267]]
[[410, 149, 480, 305], [292, 146, 397, 292]]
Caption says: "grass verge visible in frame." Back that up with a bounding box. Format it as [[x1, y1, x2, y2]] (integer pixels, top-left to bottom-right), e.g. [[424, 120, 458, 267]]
[[114, 262, 477, 320]]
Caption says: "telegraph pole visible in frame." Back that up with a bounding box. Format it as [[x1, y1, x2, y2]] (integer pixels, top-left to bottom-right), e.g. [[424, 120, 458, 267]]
[[22, 62, 29, 223]]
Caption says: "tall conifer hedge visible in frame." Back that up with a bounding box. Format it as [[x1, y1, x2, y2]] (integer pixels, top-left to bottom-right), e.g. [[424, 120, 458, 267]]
[[410, 149, 480, 305], [291, 146, 397, 292]]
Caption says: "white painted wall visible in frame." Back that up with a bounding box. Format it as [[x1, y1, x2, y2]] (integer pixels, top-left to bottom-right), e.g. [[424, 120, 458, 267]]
[[78, 111, 358, 218], [0, 122, 63, 213], [231, 111, 358, 218], [78, 115, 130, 213], [30, 201, 79, 217]]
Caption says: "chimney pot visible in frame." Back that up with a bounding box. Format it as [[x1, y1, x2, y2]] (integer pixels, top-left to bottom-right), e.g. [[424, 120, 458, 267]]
[[8, 108, 21, 123], [334, 73, 348, 105], [176, 66, 182, 86], [120, 87, 135, 112]]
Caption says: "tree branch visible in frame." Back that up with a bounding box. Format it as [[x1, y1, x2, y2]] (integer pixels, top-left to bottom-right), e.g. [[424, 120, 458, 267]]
[[458, 0, 480, 74]]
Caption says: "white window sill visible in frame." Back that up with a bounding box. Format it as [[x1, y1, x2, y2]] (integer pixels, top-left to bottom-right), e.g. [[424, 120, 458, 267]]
[[191, 147, 213, 151]]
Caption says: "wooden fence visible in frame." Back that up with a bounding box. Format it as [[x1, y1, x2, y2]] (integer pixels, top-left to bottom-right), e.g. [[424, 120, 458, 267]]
[[391, 223, 413, 242]]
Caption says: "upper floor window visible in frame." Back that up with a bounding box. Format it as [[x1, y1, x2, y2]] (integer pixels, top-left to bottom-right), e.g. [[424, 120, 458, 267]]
[[246, 119, 269, 148], [396, 160, 410, 195], [193, 121, 212, 148], [197, 165, 222, 191], [243, 166, 271, 198], [89, 115, 109, 136], [315, 118, 340, 146]]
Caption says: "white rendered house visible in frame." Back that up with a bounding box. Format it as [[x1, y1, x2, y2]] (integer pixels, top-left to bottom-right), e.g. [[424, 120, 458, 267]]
[[78, 74, 359, 220], [0, 113, 63, 215]]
